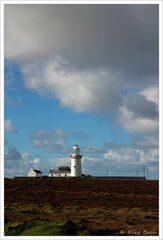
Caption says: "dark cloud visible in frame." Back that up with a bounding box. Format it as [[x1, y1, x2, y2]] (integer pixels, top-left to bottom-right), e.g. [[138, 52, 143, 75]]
[[31, 128, 88, 153], [5, 4, 158, 82], [124, 93, 158, 119], [104, 142, 130, 149], [132, 135, 159, 149], [4, 146, 33, 177], [4, 146, 25, 176], [5, 146, 22, 161], [83, 145, 105, 154], [32, 129, 70, 141]]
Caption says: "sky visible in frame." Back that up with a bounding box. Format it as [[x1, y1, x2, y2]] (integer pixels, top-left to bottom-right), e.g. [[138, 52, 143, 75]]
[[4, 3, 159, 179]]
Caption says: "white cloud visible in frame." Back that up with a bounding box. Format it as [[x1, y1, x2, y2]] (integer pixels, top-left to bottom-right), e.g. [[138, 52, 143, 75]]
[[140, 86, 159, 108], [28, 158, 41, 169], [49, 157, 70, 169], [80, 139, 159, 176], [118, 87, 159, 134], [21, 152, 30, 161], [82, 148, 158, 177], [4, 119, 16, 132], [103, 148, 159, 165], [33, 158, 40, 164], [23, 58, 122, 114], [118, 105, 158, 133], [22, 58, 159, 135]]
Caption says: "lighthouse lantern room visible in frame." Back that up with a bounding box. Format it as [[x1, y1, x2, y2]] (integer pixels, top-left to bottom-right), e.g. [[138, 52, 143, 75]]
[[71, 144, 82, 177]]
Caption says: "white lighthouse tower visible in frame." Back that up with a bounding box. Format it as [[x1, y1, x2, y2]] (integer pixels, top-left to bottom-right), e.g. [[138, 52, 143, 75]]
[[70, 144, 82, 177]]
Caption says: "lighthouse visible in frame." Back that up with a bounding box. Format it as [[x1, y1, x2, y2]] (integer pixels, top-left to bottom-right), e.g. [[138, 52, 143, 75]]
[[70, 144, 82, 177]]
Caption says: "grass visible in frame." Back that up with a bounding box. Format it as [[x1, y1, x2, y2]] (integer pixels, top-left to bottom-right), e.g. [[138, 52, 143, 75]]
[[5, 203, 159, 236], [20, 222, 66, 236]]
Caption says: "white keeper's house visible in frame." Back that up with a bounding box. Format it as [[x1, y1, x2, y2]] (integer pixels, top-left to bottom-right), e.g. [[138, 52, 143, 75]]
[[49, 166, 71, 177], [27, 168, 42, 177]]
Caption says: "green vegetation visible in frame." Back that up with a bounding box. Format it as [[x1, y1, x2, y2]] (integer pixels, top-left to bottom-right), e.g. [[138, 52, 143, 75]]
[[21, 221, 71, 236], [5, 204, 158, 236]]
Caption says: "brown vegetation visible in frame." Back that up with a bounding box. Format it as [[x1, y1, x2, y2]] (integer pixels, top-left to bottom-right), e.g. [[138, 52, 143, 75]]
[[5, 178, 159, 236]]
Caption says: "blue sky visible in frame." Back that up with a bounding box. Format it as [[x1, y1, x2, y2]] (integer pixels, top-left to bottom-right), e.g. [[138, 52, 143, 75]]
[[4, 4, 159, 179]]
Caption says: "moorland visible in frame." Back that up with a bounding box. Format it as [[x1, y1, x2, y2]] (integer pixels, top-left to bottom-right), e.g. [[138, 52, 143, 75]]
[[5, 178, 159, 236]]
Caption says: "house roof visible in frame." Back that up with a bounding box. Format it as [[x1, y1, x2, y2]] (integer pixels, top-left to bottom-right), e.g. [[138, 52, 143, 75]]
[[49, 166, 71, 174], [58, 166, 71, 172], [33, 169, 42, 173]]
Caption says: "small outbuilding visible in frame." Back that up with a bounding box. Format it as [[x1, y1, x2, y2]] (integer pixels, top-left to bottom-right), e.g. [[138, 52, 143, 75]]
[[49, 166, 71, 177], [27, 168, 42, 177]]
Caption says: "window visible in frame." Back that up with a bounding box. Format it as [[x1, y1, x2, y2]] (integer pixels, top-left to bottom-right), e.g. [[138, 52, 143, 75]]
[[72, 149, 80, 155]]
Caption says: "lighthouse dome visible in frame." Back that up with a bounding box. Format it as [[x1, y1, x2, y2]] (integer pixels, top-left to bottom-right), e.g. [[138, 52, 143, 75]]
[[72, 144, 80, 150], [72, 144, 81, 155]]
